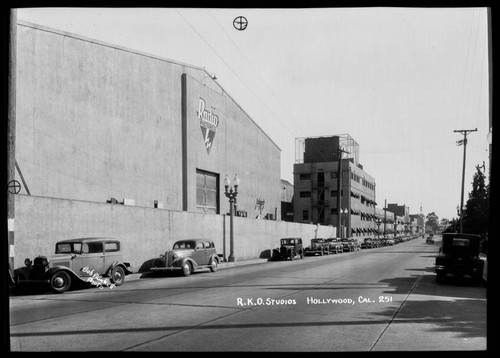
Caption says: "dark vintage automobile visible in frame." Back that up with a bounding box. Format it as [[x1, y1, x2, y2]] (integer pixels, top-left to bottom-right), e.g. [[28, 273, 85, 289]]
[[305, 238, 330, 256], [272, 238, 304, 260], [325, 238, 343, 254], [435, 233, 484, 284], [340, 238, 355, 252], [426, 234, 435, 244], [350, 238, 361, 251], [361, 238, 374, 249], [150, 239, 221, 276], [14, 237, 133, 293]]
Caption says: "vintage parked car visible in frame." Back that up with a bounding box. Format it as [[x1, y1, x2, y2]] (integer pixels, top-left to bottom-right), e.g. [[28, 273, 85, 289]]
[[435, 233, 484, 284], [426, 234, 435, 244], [150, 239, 221, 276], [350, 238, 361, 251], [305, 238, 330, 256], [325, 238, 343, 254], [361, 238, 374, 249], [272, 238, 304, 260], [383, 238, 395, 246], [13, 237, 133, 293], [340, 238, 355, 252]]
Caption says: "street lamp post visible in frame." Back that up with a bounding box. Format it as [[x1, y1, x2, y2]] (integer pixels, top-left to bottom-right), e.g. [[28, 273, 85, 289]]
[[376, 219, 381, 240], [341, 208, 348, 239], [224, 174, 239, 262]]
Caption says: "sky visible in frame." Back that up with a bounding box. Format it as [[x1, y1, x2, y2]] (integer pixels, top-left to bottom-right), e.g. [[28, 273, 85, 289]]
[[14, 7, 491, 221]]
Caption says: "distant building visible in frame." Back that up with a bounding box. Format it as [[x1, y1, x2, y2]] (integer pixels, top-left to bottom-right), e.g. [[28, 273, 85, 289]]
[[293, 135, 377, 239], [386, 204, 411, 235], [409, 214, 425, 234]]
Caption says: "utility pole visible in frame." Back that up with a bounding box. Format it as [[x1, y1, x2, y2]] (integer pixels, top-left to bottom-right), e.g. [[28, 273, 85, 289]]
[[454, 128, 477, 233], [336, 146, 349, 239]]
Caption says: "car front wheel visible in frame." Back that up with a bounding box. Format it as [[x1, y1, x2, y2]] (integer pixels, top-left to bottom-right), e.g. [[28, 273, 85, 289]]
[[182, 262, 192, 277], [210, 257, 218, 272], [50, 271, 72, 293], [436, 272, 445, 283], [110, 266, 125, 286]]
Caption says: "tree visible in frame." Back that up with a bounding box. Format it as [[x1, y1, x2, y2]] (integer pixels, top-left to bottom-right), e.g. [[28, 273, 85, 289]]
[[425, 212, 439, 233], [440, 218, 450, 230], [462, 164, 489, 237], [443, 217, 459, 233]]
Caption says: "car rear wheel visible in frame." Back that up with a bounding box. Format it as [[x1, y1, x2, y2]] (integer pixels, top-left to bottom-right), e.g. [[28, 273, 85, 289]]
[[182, 262, 192, 277], [110, 266, 125, 286], [50, 271, 72, 293], [210, 257, 218, 272]]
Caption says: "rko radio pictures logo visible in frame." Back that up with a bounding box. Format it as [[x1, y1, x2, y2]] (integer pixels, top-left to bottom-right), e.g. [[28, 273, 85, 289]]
[[197, 98, 219, 154]]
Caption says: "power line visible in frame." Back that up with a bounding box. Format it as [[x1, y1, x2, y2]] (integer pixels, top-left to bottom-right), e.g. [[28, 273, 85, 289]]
[[208, 10, 307, 137], [175, 9, 298, 139], [457, 10, 477, 126]]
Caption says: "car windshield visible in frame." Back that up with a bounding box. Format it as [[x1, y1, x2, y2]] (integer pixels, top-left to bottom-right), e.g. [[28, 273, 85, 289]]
[[311, 239, 323, 243], [173, 241, 195, 250], [281, 239, 296, 245], [56, 242, 83, 254]]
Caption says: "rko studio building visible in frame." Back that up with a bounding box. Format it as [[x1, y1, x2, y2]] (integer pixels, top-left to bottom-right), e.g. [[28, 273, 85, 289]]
[[12, 21, 284, 267]]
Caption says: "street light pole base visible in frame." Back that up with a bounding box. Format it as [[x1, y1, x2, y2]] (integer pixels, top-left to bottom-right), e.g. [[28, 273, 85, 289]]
[[228, 256, 235, 262]]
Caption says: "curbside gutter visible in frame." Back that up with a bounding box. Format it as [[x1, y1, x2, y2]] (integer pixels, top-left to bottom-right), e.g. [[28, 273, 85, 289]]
[[127, 258, 270, 281]]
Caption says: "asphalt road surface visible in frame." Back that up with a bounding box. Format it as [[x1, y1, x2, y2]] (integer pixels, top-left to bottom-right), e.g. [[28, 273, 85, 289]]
[[9, 235, 487, 352]]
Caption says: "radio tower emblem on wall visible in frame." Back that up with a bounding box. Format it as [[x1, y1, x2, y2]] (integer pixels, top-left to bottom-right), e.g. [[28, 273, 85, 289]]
[[197, 98, 220, 154]]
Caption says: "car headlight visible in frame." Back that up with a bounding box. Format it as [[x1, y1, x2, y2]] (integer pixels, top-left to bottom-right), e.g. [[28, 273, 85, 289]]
[[173, 252, 179, 259], [24, 258, 32, 267], [42, 257, 49, 266]]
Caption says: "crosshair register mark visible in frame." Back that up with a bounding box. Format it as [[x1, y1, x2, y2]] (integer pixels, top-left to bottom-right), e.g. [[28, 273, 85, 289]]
[[233, 16, 248, 31]]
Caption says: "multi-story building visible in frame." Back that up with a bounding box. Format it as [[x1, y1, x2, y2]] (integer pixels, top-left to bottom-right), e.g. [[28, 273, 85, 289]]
[[387, 204, 411, 236], [293, 135, 377, 239]]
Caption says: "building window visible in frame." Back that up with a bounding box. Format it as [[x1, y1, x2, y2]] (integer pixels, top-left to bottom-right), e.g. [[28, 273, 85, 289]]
[[196, 169, 219, 214], [300, 173, 311, 180], [300, 191, 311, 198], [330, 190, 342, 197], [331, 172, 338, 179], [303, 210, 309, 220]]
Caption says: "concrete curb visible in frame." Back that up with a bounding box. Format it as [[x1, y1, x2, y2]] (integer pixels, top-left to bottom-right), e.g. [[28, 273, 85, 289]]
[[127, 258, 270, 281]]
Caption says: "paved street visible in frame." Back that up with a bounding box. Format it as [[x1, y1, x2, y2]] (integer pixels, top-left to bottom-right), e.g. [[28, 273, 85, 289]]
[[9, 235, 486, 351]]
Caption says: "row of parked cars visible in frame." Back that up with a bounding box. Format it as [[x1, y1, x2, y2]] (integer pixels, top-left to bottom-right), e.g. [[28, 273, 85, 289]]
[[271, 234, 423, 261], [11, 237, 222, 293], [11, 233, 425, 294]]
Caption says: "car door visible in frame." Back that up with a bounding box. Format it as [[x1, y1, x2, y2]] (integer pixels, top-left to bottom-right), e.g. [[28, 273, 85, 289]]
[[192, 241, 207, 266], [104, 241, 121, 269], [82, 242, 106, 275]]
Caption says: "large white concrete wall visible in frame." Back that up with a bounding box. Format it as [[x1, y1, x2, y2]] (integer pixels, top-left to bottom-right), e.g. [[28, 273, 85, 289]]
[[14, 195, 335, 272]]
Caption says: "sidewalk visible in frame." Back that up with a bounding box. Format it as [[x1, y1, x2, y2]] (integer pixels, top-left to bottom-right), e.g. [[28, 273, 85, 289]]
[[127, 257, 270, 281]]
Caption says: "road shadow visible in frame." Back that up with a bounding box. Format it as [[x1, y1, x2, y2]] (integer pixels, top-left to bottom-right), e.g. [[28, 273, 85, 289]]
[[9, 279, 96, 296], [373, 297, 486, 340]]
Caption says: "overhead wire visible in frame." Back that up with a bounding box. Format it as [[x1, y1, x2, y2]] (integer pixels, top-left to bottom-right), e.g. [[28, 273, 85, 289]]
[[207, 10, 307, 138], [175, 8, 299, 139], [456, 10, 476, 127]]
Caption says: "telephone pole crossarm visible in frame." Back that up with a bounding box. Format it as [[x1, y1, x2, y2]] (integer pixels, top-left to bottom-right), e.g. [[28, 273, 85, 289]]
[[454, 128, 477, 233]]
